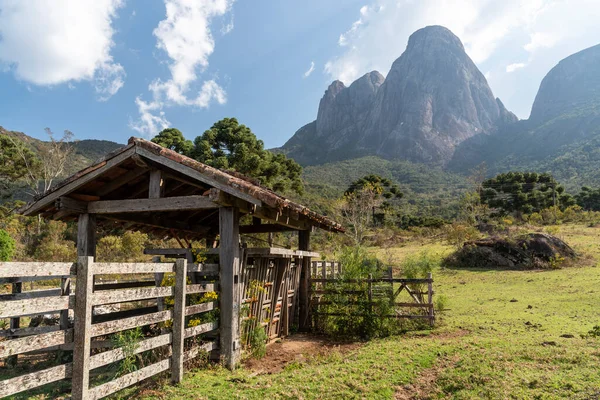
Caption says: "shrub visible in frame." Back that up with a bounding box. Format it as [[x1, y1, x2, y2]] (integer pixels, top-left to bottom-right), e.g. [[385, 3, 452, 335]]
[[319, 247, 399, 339], [444, 223, 480, 249], [0, 229, 15, 261]]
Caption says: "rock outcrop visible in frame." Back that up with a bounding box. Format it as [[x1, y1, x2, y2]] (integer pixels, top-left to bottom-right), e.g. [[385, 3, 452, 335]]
[[283, 25, 517, 166]]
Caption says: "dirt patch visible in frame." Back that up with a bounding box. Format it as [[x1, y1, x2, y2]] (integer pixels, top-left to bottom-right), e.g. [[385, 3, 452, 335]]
[[395, 355, 459, 400], [242, 334, 362, 374]]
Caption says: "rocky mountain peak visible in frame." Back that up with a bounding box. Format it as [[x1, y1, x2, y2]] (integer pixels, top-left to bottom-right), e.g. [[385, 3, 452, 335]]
[[283, 25, 517, 166], [530, 44, 600, 123]]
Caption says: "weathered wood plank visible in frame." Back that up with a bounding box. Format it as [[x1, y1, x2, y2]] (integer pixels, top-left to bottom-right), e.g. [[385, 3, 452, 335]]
[[136, 147, 261, 206], [219, 206, 241, 370], [92, 262, 175, 275], [0, 296, 70, 318], [72, 256, 94, 400], [0, 325, 60, 338], [171, 259, 187, 383], [87, 195, 218, 214], [298, 230, 311, 332], [0, 329, 73, 358], [188, 263, 219, 276], [0, 262, 75, 278], [92, 286, 174, 305], [0, 363, 73, 398], [88, 358, 171, 400], [91, 310, 172, 337], [21, 145, 136, 216], [89, 333, 171, 370], [0, 287, 62, 301], [185, 301, 216, 316], [95, 167, 149, 197], [77, 214, 97, 258], [186, 283, 218, 294], [184, 321, 219, 339], [148, 170, 164, 199]]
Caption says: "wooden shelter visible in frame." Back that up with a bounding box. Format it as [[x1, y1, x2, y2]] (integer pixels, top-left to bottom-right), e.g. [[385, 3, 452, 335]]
[[19, 137, 343, 369]]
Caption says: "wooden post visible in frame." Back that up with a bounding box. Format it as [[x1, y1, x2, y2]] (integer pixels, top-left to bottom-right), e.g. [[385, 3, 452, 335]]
[[427, 272, 434, 327], [219, 207, 241, 370], [60, 277, 71, 329], [148, 170, 164, 199], [368, 273, 373, 314], [72, 256, 94, 400], [77, 214, 97, 258], [298, 230, 311, 331], [6, 282, 22, 367], [172, 259, 187, 383]]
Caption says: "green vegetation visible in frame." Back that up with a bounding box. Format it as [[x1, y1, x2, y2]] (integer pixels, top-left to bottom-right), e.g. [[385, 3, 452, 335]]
[[130, 224, 600, 400], [0, 229, 15, 261], [481, 171, 575, 214], [152, 119, 304, 194]]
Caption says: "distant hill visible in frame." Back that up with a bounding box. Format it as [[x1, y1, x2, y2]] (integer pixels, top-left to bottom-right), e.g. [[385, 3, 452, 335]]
[[0, 126, 124, 176], [450, 43, 600, 190]]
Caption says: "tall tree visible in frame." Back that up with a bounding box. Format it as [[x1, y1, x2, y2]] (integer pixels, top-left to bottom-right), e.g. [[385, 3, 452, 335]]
[[0, 133, 39, 197], [341, 175, 403, 244], [481, 171, 575, 214], [12, 129, 75, 197], [575, 186, 600, 211], [151, 128, 194, 155], [151, 119, 304, 194]]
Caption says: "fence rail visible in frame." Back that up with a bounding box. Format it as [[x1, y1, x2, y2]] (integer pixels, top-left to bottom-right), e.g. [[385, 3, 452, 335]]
[[309, 269, 435, 328], [0, 258, 219, 399]]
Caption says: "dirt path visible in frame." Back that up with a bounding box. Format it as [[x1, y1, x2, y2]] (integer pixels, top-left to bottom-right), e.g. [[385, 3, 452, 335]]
[[242, 333, 362, 374]]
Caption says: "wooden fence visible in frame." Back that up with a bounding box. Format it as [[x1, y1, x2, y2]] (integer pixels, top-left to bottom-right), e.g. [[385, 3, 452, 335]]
[[310, 260, 342, 280], [0, 257, 219, 399], [309, 270, 435, 328]]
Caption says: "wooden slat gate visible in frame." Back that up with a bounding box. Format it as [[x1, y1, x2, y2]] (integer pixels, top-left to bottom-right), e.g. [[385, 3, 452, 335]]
[[0, 258, 220, 399], [309, 261, 435, 328]]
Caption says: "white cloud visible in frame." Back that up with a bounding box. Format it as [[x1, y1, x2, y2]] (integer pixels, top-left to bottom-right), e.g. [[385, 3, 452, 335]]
[[131, 0, 234, 136], [506, 62, 527, 73], [0, 0, 125, 100], [221, 12, 235, 35], [303, 61, 315, 78], [325, 0, 600, 118], [524, 32, 558, 52]]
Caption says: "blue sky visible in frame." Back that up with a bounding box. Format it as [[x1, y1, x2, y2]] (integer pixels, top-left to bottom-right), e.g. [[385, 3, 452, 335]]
[[1, 0, 600, 149]]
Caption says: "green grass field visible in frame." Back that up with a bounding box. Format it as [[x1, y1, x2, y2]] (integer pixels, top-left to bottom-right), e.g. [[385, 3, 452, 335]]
[[133, 224, 600, 400]]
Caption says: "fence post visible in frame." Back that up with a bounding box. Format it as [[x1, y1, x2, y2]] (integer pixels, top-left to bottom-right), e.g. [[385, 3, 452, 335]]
[[368, 273, 373, 314], [427, 272, 434, 327], [172, 259, 187, 383], [60, 277, 71, 330], [72, 256, 94, 400], [298, 230, 311, 332]]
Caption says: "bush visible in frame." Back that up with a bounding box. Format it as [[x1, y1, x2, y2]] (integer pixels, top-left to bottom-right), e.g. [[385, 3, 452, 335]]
[[0, 229, 15, 261], [319, 247, 398, 339], [444, 223, 480, 249]]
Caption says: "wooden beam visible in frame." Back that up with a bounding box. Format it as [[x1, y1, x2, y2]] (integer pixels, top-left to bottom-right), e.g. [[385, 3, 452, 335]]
[[136, 146, 261, 206], [239, 224, 298, 234], [87, 195, 218, 214], [298, 230, 311, 332], [72, 256, 94, 400], [148, 170, 164, 199], [21, 145, 136, 216], [77, 214, 97, 258], [55, 197, 88, 214], [100, 213, 210, 236], [219, 207, 241, 370], [95, 167, 148, 196]]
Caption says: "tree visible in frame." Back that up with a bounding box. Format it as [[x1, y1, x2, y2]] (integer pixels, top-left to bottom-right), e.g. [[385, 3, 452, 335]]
[[13, 128, 75, 197], [191, 118, 303, 194], [0, 133, 39, 197], [341, 175, 403, 244], [0, 229, 15, 261], [575, 187, 600, 211], [151, 128, 193, 155], [480, 172, 575, 215], [151, 119, 303, 194]]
